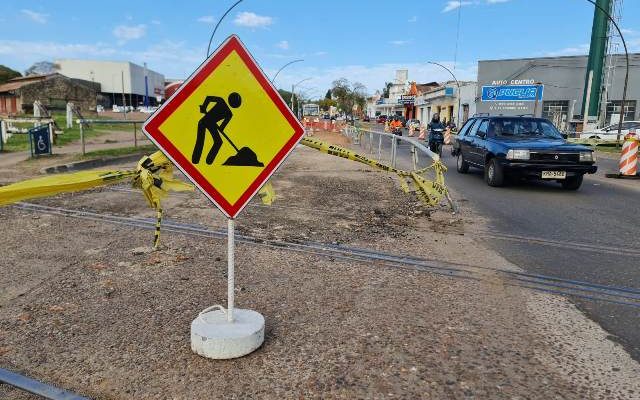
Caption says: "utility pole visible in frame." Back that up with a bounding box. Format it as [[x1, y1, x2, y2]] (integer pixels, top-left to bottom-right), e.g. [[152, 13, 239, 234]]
[[583, 70, 594, 133], [290, 84, 295, 115], [121, 70, 127, 120], [533, 82, 543, 117]]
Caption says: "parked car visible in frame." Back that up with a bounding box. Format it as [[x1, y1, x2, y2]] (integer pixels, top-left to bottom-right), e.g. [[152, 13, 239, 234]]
[[363, 115, 371, 122], [377, 115, 387, 123], [579, 121, 640, 140], [452, 116, 597, 190], [322, 114, 330, 120]]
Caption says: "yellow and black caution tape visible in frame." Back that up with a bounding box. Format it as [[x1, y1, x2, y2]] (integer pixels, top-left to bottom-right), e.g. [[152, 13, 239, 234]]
[[0, 151, 193, 249], [299, 137, 450, 207]]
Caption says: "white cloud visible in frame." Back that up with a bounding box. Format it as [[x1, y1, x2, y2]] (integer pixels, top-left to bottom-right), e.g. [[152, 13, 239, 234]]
[[197, 15, 215, 24], [389, 40, 410, 46], [21, 9, 48, 24], [233, 12, 273, 28], [486, 0, 510, 3], [442, 1, 473, 12], [276, 40, 289, 50], [408, 16, 418, 23], [270, 62, 478, 99], [112, 24, 147, 44], [0, 39, 117, 63], [314, 51, 328, 56], [544, 43, 590, 57], [621, 28, 638, 35], [151, 20, 161, 25]]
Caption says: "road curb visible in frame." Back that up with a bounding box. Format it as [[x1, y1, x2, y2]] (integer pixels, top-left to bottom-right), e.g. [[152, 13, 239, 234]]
[[42, 153, 145, 174]]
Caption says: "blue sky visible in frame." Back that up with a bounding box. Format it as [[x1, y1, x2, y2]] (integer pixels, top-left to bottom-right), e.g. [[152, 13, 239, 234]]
[[1, 0, 639, 99]]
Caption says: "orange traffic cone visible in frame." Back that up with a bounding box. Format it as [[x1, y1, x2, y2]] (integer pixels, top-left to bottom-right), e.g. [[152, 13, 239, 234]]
[[619, 131, 639, 176]]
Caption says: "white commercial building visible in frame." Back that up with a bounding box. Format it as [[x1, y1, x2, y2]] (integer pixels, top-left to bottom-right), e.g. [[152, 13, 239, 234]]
[[56, 59, 165, 106]]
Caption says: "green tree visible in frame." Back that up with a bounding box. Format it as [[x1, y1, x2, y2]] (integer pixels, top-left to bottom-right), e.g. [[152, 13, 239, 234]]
[[0, 65, 22, 84], [324, 89, 332, 99], [24, 61, 60, 76], [381, 82, 392, 98], [331, 78, 367, 120]]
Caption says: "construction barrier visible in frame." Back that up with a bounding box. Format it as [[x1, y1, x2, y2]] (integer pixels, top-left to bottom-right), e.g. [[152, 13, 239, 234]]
[[299, 137, 450, 208], [619, 133, 639, 176]]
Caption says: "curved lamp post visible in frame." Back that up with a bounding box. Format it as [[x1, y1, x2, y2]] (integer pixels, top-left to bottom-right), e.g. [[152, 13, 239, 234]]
[[582, 0, 629, 145], [206, 0, 244, 58], [291, 77, 312, 117], [272, 59, 304, 84], [427, 61, 462, 125]]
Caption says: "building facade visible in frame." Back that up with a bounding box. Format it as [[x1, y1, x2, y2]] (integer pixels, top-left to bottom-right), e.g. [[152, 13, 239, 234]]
[[0, 74, 99, 115], [414, 81, 477, 126], [56, 59, 165, 107], [476, 53, 640, 131]]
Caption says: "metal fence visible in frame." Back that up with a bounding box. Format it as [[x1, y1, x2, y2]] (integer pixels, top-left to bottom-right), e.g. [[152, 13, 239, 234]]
[[340, 124, 456, 211], [77, 119, 147, 155]]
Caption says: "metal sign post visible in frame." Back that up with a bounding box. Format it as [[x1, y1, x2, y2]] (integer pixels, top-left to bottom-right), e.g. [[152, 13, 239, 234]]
[[142, 35, 304, 360], [227, 218, 235, 322]]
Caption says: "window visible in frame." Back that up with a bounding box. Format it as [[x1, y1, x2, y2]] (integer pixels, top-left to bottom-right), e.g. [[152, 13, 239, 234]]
[[542, 101, 569, 120], [476, 119, 490, 137], [457, 118, 476, 137], [605, 100, 636, 124]]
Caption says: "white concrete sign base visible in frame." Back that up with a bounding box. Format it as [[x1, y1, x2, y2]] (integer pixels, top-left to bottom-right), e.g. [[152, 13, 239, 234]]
[[191, 306, 265, 359]]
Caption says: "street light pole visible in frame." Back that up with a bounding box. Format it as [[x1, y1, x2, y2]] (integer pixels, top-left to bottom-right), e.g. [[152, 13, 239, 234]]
[[272, 59, 304, 84], [582, 0, 629, 146], [291, 77, 311, 118], [427, 61, 461, 125]]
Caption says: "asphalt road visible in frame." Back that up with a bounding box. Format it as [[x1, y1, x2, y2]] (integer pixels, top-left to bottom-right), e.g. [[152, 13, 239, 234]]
[[361, 124, 640, 361]]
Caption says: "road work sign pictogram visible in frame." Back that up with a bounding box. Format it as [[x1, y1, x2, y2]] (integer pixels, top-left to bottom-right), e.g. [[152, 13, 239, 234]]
[[143, 35, 304, 219]]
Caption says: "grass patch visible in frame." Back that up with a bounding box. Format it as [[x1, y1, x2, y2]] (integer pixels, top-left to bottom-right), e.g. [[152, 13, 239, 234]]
[[2, 113, 136, 152], [79, 144, 157, 159], [594, 144, 622, 154]]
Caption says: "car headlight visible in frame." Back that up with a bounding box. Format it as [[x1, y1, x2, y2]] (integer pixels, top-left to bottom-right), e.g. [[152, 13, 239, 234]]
[[506, 149, 530, 160], [580, 151, 595, 162]]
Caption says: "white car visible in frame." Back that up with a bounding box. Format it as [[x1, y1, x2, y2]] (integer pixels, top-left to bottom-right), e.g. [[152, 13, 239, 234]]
[[580, 121, 640, 140]]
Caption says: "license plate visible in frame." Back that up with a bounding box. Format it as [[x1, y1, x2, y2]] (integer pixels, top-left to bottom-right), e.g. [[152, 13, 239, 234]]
[[542, 171, 566, 179]]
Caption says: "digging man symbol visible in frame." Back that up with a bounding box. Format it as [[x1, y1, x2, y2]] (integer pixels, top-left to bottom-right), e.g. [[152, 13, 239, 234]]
[[192, 92, 264, 167]]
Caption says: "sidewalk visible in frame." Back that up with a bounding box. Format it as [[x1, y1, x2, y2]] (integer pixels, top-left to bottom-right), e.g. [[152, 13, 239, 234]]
[[0, 130, 638, 399]]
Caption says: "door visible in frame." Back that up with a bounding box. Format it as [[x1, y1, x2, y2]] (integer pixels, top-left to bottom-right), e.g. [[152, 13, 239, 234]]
[[459, 119, 480, 164], [468, 119, 489, 166], [10, 97, 17, 114], [462, 104, 469, 122]]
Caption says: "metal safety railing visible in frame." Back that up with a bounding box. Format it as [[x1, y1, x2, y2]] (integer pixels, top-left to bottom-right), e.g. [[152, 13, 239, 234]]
[[76, 119, 147, 155], [342, 124, 440, 170], [340, 124, 456, 211]]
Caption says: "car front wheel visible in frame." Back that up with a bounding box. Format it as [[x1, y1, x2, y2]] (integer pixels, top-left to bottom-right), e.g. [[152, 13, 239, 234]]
[[456, 152, 469, 173], [561, 174, 583, 190], [485, 158, 504, 187]]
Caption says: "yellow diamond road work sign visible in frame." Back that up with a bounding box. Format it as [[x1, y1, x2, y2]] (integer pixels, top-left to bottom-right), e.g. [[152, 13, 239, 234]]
[[143, 35, 304, 219]]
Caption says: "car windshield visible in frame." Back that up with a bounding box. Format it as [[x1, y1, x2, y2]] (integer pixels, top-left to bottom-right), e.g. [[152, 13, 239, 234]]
[[488, 118, 563, 139]]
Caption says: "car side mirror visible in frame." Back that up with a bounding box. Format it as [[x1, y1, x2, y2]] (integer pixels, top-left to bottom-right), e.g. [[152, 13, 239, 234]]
[[562, 133, 568, 139], [476, 131, 486, 139]]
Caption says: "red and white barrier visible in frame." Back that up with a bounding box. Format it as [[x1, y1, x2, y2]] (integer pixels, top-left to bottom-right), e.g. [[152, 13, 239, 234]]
[[619, 131, 638, 176]]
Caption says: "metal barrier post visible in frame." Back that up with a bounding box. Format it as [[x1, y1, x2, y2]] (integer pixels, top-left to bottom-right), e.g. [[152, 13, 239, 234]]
[[411, 145, 417, 170], [133, 122, 137, 147], [377, 134, 382, 161], [0, 120, 4, 152], [391, 136, 397, 168], [79, 121, 86, 155]]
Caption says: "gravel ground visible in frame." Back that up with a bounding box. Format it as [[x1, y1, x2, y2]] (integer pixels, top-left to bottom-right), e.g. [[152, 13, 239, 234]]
[[1, 130, 639, 399]]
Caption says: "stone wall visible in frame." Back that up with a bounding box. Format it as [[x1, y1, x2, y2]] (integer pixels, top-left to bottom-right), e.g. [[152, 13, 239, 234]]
[[18, 75, 100, 113]]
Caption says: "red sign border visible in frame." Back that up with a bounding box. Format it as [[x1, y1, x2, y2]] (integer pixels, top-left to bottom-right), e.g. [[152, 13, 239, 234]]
[[143, 35, 304, 219]]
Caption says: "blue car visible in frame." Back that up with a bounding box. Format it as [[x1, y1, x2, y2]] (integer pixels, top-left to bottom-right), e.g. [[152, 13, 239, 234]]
[[452, 116, 597, 190]]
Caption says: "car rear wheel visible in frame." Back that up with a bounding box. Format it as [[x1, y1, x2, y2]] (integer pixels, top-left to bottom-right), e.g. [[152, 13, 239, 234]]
[[485, 158, 504, 187], [561, 174, 583, 190], [456, 152, 469, 173]]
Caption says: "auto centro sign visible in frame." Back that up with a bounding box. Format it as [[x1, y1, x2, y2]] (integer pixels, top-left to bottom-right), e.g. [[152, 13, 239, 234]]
[[482, 83, 543, 102], [398, 95, 415, 105]]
